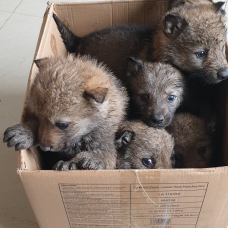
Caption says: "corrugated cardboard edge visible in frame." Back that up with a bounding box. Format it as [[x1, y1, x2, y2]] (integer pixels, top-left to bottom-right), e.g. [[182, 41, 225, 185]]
[[18, 3, 55, 171]]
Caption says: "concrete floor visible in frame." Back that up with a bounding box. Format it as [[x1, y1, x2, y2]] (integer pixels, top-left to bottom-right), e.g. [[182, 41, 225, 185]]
[[0, 0, 227, 227]]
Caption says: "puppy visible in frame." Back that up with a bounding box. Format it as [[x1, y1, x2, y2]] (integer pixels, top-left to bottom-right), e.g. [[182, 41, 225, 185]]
[[116, 121, 175, 169], [3, 55, 128, 170], [126, 58, 184, 128], [167, 113, 215, 168]]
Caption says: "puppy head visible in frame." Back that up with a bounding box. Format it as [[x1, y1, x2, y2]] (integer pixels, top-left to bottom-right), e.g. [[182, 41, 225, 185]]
[[167, 113, 215, 168], [31, 55, 128, 152], [116, 121, 175, 169], [126, 58, 184, 128], [163, 3, 228, 84]]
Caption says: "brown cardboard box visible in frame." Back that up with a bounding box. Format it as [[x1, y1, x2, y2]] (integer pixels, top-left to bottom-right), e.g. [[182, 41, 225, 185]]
[[18, 1, 228, 228]]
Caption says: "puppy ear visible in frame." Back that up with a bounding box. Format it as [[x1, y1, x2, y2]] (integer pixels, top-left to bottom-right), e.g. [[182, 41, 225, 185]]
[[164, 13, 188, 38], [84, 87, 108, 103], [34, 58, 48, 69], [126, 57, 143, 76], [115, 129, 135, 149], [214, 2, 225, 15]]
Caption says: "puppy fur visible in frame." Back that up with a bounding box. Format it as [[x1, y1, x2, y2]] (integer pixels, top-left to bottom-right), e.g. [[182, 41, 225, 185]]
[[167, 113, 215, 168], [126, 58, 184, 128], [53, 2, 228, 84], [116, 121, 175, 169], [3, 54, 128, 170]]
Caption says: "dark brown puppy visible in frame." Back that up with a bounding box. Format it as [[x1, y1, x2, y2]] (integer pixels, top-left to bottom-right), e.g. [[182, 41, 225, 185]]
[[126, 58, 184, 128], [53, 2, 228, 84], [115, 121, 175, 169], [167, 113, 215, 168], [3, 55, 128, 170]]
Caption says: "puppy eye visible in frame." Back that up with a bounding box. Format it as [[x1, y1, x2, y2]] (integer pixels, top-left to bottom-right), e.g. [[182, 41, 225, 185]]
[[171, 154, 175, 161], [167, 95, 176, 102], [140, 93, 149, 101], [198, 147, 207, 155], [195, 51, 206, 58], [55, 122, 69, 130], [142, 158, 156, 168], [173, 155, 182, 161]]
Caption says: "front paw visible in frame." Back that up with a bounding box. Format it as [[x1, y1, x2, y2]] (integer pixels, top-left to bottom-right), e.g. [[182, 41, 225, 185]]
[[3, 124, 34, 151], [77, 156, 105, 170], [53, 160, 78, 171]]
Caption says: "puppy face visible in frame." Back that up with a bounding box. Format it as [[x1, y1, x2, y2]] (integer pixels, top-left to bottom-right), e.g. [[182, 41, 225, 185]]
[[167, 113, 214, 168], [127, 59, 184, 128], [163, 3, 228, 84], [116, 121, 175, 169], [31, 55, 127, 152]]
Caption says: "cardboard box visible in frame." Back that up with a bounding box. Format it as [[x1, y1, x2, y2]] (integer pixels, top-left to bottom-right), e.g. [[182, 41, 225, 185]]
[[18, 1, 228, 227]]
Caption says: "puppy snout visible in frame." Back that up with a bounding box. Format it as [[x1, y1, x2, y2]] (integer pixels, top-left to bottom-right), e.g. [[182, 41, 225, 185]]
[[40, 145, 52, 152], [217, 68, 228, 80], [151, 114, 164, 124]]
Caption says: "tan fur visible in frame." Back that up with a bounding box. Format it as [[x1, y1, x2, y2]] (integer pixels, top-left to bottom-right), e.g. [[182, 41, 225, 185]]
[[167, 113, 214, 168], [116, 121, 175, 169], [154, 3, 227, 84], [3, 54, 128, 170]]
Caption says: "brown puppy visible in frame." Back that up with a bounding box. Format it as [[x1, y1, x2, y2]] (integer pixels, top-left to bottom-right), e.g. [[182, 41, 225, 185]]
[[167, 113, 214, 168], [126, 58, 184, 128], [115, 121, 175, 169], [3, 55, 128, 170], [53, 2, 228, 84]]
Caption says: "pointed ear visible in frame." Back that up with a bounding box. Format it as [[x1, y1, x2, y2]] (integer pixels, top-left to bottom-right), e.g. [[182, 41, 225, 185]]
[[214, 2, 225, 15], [115, 129, 135, 149], [126, 57, 143, 76], [164, 13, 188, 38], [34, 58, 48, 69], [84, 87, 108, 103]]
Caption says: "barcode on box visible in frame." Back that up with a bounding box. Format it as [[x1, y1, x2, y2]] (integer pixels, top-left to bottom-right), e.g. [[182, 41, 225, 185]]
[[150, 218, 171, 225]]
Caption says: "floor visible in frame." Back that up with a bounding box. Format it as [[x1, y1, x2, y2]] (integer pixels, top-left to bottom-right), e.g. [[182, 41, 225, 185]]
[[0, 0, 228, 228]]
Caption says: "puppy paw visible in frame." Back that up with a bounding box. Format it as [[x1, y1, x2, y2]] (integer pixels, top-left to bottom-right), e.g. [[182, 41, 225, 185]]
[[53, 160, 78, 171], [3, 124, 34, 151], [77, 157, 105, 170]]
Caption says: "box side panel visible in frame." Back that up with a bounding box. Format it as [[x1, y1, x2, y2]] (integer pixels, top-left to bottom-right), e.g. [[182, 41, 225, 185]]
[[19, 168, 228, 228], [54, 0, 168, 36]]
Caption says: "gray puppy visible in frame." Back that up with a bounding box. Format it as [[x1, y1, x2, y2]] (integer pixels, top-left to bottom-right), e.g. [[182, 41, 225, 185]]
[[116, 121, 175, 169], [126, 58, 184, 128]]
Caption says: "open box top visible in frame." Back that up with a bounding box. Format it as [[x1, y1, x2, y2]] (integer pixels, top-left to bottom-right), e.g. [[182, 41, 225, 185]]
[[17, 1, 228, 228]]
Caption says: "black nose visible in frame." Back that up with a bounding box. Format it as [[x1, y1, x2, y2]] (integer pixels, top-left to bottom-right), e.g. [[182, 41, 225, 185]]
[[151, 114, 164, 124], [217, 68, 228, 80]]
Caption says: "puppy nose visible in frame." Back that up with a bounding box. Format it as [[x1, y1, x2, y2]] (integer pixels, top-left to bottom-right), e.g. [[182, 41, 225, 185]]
[[40, 145, 51, 151], [217, 68, 228, 80], [151, 114, 164, 124]]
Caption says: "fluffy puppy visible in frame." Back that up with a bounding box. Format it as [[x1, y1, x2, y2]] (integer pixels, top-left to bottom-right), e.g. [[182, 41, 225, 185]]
[[3, 55, 128, 170], [126, 58, 184, 128], [53, 2, 228, 84], [115, 121, 175, 169], [167, 113, 215, 168]]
